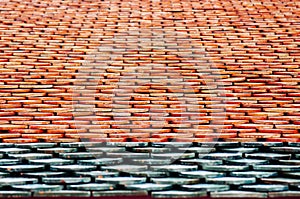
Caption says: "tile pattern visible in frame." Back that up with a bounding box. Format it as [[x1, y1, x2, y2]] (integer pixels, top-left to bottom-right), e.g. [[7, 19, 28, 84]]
[[0, 142, 299, 197], [0, 0, 300, 142]]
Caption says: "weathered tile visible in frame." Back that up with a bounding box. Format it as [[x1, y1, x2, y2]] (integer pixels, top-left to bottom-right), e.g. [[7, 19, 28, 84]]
[[0, 165, 45, 172], [253, 165, 300, 171], [88, 147, 126, 153], [78, 158, 123, 165], [60, 142, 104, 148], [75, 171, 119, 178], [106, 142, 148, 147], [197, 142, 239, 148], [269, 147, 300, 153], [245, 153, 291, 160], [0, 178, 38, 185], [211, 191, 267, 198], [0, 191, 31, 197], [42, 177, 91, 184], [101, 165, 147, 172], [151, 165, 198, 172], [59, 152, 103, 159], [230, 171, 278, 178], [129, 171, 166, 178], [125, 183, 172, 191], [29, 158, 73, 165], [131, 158, 172, 165], [0, 148, 30, 154], [37, 147, 77, 153], [151, 142, 192, 148], [131, 147, 171, 153], [220, 147, 258, 153], [240, 184, 288, 192], [151, 177, 199, 185], [16, 143, 57, 149], [282, 172, 300, 178], [106, 152, 149, 158], [178, 147, 216, 153], [50, 165, 97, 172], [226, 159, 268, 166], [151, 153, 195, 159], [34, 190, 91, 197], [260, 177, 300, 185], [182, 184, 230, 192], [180, 159, 223, 166], [241, 142, 283, 147], [278, 159, 300, 165], [95, 177, 146, 185], [179, 170, 225, 178], [93, 190, 148, 197], [203, 165, 249, 172], [0, 159, 20, 165], [22, 172, 66, 177], [152, 190, 206, 198], [206, 177, 256, 185], [269, 191, 300, 198], [8, 153, 52, 160], [67, 183, 115, 191], [199, 153, 243, 160], [12, 184, 63, 192]]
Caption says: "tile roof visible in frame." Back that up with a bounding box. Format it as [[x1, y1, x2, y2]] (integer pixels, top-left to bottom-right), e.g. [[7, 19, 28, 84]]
[[0, 142, 299, 197], [0, 0, 299, 143]]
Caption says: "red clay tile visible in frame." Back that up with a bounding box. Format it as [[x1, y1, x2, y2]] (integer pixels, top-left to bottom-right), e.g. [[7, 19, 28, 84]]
[[0, 0, 299, 142]]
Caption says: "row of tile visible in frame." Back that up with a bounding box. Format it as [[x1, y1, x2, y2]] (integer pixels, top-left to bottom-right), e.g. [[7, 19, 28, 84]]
[[1, 142, 300, 198], [0, 0, 300, 140]]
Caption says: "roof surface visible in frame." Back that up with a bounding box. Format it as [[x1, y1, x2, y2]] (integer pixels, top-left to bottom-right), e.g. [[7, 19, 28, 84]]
[[0, 0, 300, 143]]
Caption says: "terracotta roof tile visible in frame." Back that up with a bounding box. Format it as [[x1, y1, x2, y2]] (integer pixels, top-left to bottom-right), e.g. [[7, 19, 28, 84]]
[[0, 0, 299, 141]]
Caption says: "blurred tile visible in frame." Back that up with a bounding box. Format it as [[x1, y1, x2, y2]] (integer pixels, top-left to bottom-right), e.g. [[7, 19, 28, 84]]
[[269, 191, 300, 198], [225, 159, 268, 166], [75, 171, 119, 178], [179, 170, 225, 178], [211, 191, 267, 198], [101, 165, 147, 172], [0, 159, 20, 165], [253, 165, 300, 171], [181, 184, 230, 192], [203, 165, 249, 172], [180, 159, 223, 166], [230, 171, 278, 178], [240, 184, 288, 192], [206, 177, 256, 185], [42, 177, 91, 184], [0, 191, 31, 197], [199, 153, 243, 160], [50, 165, 96, 172], [0, 178, 38, 185], [151, 177, 199, 185], [34, 190, 91, 197], [67, 183, 115, 191], [95, 177, 146, 185], [12, 184, 63, 192], [151, 165, 198, 172], [93, 190, 147, 197], [125, 183, 172, 191], [245, 153, 291, 160], [29, 158, 73, 166], [131, 159, 172, 165], [8, 153, 52, 160], [0, 165, 45, 172], [260, 177, 300, 185], [78, 158, 123, 165], [152, 190, 206, 198]]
